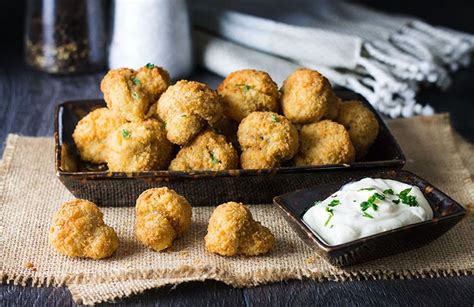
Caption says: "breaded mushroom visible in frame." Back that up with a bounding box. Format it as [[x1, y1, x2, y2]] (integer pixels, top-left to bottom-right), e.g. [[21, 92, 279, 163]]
[[135, 187, 192, 251], [205, 202, 274, 256], [335, 100, 379, 158], [48, 199, 119, 259], [281, 68, 339, 124], [106, 119, 172, 172], [217, 69, 279, 122], [157, 80, 223, 145], [72, 108, 126, 164], [169, 130, 238, 171], [238, 112, 299, 169], [100, 65, 170, 122], [294, 120, 355, 166]]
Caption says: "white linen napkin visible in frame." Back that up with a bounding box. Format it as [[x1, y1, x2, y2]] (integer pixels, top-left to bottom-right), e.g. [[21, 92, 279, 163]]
[[192, 0, 474, 117]]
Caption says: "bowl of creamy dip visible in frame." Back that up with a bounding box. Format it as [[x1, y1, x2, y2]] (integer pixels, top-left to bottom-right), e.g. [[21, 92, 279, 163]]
[[273, 170, 466, 266]]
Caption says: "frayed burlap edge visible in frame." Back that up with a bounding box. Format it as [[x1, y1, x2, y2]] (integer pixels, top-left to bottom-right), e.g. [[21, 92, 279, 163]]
[[2, 264, 473, 305]]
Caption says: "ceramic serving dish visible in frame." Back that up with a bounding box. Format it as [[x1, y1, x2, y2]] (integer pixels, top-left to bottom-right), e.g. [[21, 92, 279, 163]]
[[55, 90, 405, 206], [273, 169, 466, 266]]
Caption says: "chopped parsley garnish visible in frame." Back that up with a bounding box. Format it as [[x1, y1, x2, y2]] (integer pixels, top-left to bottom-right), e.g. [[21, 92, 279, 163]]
[[121, 129, 131, 139], [209, 152, 221, 165], [392, 199, 400, 204], [397, 188, 418, 207], [131, 92, 140, 99], [271, 114, 280, 123], [131, 76, 141, 85], [328, 199, 340, 207], [362, 212, 374, 219], [359, 187, 375, 191], [383, 188, 394, 195], [360, 192, 383, 212], [236, 83, 252, 93], [145, 63, 155, 69], [324, 207, 334, 227], [162, 122, 167, 128]]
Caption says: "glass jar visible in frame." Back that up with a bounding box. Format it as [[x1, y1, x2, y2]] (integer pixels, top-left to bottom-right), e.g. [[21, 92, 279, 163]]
[[25, 0, 107, 74]]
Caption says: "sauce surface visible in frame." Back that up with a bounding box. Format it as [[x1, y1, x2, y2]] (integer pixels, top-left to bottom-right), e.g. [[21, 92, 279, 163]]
[[302, 178, 433, 246]]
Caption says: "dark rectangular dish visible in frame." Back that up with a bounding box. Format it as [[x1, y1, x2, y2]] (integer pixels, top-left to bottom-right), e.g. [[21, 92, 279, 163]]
[[55, 90, 405, 206], [273, 169, 466, 266]]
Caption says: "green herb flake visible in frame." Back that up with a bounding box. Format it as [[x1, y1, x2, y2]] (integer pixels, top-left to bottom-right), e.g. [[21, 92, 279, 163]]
[[328, 199, 340, 207], [383, 188, 394, 195], [145, 63, 155, 69], [362, 212, 374, 219], [236, 83, 252, 93], [271, 114, 280, 123], [359, 187, 375, 191], [209, 152, 221, 165], [324, 207, 334, 227], [121, 129, 131, 139], [131, 76, 141, 85], [397, 188, 418, 207], [392, 199, 400, 204], [131, 92, 140, 99]]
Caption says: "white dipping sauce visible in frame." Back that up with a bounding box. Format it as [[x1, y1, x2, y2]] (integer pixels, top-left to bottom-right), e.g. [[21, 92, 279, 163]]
[[302, 178, 433, 246]]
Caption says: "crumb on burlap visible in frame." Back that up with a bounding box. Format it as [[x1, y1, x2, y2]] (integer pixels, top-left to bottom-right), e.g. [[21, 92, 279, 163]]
[[179, 249, 189, 257], [23, 261, 37, 272], [305, 255, 318, 265]]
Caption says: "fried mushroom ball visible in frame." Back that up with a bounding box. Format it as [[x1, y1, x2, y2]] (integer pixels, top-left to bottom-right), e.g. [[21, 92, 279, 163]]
[[294, 120, 355, 166], [280, 68, 339, 124], [237, 112, 299, 169], [106, 119, 172, 172], [135, 187, 192, 251], [217, 69, 279, 122], [205, 202, 274, 256], [48, 199, 119, 259], [335, 100, 379, 158], [100, 65, 170, 122], [72, 108, 126, 164], [169, 130, 238, 171], [157, 80, 223, 145]]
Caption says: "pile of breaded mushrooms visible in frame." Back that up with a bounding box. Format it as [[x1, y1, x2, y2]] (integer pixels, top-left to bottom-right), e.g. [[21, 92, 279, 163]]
[[73, 65, 379, 172]]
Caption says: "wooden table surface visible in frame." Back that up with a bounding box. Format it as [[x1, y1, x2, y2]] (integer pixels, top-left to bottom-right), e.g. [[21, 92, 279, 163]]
[[1, 2, 474, 305]]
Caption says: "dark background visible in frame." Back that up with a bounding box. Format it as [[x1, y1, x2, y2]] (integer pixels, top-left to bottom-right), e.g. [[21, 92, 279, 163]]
[[0, 1, 473, 306]]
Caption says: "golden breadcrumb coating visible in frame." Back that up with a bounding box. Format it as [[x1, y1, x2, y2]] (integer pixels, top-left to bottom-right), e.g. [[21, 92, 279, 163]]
[[100, 66, 170, 122], [72, 108, 126, 164], [205, 202, 274, 256], [294, 120, 355, 166], [335, 100, 379, 158], [237, 112, 299, 169], [217, 69, 279, 122], [106, 119, 172, 172], [48, 199, 119, 259], [157, 80, 223, 145], [135, 187, 192, 251], [281, 68, 339, 124], [169, 130, 238, 171]]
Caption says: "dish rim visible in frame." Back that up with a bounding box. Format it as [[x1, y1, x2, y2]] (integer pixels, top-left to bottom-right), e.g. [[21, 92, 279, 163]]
[[272, 169, 466, 252], [54, 96, 406, 179]]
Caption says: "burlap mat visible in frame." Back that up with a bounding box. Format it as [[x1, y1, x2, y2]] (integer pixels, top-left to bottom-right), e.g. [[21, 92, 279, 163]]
[[1, 114, 473, 305]]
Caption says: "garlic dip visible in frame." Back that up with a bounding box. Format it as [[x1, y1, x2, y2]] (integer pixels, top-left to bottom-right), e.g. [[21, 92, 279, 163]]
[[302, 178, 433, 246]]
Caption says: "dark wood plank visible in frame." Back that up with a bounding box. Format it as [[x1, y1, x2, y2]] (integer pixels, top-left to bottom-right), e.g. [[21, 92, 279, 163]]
[[243, 277, 474, 306]]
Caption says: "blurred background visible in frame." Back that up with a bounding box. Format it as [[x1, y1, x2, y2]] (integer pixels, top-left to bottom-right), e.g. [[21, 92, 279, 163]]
[[1, 0, 473, 142]]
